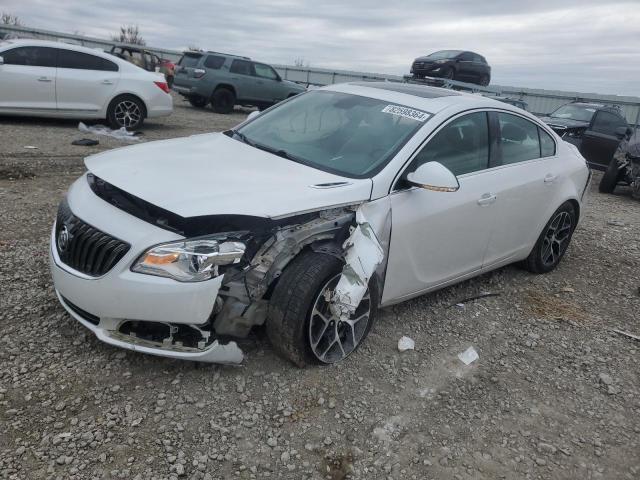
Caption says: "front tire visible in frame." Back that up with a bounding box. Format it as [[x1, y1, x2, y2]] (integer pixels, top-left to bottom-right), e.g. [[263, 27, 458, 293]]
[[266, 251, 378, 367], [524, 202, 576, 274], [599, 159, 622, 193], [442, 67, 455, 80], [479, 75, 490, 86], [211, 88, 235, 114], [107, 95, 145, 130]]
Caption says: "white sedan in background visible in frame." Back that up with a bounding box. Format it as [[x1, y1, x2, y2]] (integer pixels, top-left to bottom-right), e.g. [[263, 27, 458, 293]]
[[0, 39, 172, 129], [50, 82, 590, 367]]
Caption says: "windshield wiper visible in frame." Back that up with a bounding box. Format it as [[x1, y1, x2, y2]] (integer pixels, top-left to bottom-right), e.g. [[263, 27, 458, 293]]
[[229, 129, 254, 146], [228, 129, 303, 163]]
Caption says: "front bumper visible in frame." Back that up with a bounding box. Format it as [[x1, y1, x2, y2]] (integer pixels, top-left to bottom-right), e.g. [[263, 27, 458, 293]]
[[49, 175, 242, 363]]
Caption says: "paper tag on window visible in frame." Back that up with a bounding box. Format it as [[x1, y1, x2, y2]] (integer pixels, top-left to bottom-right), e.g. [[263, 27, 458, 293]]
[[381, 105, 430, 122]]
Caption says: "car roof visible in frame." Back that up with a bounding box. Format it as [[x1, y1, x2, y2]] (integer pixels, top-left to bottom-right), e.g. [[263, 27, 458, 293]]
[[1, 38, 124, 60], [322, 82, 533, 118]]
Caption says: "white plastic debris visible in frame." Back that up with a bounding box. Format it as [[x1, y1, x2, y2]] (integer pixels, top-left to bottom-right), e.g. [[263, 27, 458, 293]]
[[78, 122, 140, 142], [397, 336, 415, 352], [458, 346, 479, 365], [23, 145, 38, 149]]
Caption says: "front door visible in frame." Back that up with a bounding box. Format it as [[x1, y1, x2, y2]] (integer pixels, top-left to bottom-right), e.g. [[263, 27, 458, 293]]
[[0, 46, 57, 110], [229, 59, 260, 101], [252, 62, 283, 103], [581, 110, 626, 169], [383, 111, 496, 303]]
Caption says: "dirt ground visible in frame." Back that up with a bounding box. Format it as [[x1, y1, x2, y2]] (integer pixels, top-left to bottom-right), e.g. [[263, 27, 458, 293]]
[[1, 94, 639, 480]]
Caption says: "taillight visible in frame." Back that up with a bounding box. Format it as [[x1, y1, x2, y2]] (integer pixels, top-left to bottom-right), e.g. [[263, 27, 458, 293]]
[[194, 68, 206, 79], [154, 81, 170, 94]]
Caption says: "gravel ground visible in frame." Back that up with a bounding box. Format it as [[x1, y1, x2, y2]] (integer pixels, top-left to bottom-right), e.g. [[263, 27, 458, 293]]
[[1, 94, 639, 480]]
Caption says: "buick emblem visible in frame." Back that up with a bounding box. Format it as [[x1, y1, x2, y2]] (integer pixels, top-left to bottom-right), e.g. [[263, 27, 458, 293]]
[[57, 225, 71, 253]]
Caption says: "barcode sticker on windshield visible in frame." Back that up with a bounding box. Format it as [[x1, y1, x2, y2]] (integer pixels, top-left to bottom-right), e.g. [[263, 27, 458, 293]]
[[381, 105, 430, 122]]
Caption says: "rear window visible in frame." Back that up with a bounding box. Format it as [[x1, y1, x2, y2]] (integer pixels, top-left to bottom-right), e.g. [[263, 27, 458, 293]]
[[204, 55, 225, 69], [58, 49, 118, 72], [179, 54, 201, 68]]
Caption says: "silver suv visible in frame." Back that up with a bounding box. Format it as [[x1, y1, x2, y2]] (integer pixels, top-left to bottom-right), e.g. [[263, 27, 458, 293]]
[[172, 51, 306, 113]]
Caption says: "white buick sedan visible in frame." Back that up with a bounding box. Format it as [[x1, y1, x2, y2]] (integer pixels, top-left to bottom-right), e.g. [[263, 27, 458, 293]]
[[0, 39, 172, 129], [49, 82, 590, 367]]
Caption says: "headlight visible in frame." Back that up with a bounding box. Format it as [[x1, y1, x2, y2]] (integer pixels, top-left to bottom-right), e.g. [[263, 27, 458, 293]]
[[132, 234, 246, 282]]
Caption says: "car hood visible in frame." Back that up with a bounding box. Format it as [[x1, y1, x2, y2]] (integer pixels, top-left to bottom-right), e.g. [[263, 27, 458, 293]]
[[539, 116, 590, 130], [414, 56, 436, 63], [84, 133, 372, 219]]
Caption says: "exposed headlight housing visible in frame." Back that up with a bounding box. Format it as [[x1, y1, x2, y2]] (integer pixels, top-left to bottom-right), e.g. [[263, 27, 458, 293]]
[[132, 234, 246, 282]]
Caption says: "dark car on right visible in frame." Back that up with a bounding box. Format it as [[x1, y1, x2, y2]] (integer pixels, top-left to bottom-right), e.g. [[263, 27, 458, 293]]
[[540, 102, 632, 170], [410, 50, 491, 86]]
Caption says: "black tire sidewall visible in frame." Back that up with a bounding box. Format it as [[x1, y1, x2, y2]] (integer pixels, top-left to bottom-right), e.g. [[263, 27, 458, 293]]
[[212, 88, 235, 114], [107, 95, 145, 130], [599, 160, 621, 193], [527, 203, 576, 273]]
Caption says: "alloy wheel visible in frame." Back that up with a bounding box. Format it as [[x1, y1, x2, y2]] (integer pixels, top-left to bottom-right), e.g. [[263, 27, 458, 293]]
[[308, 274, 371, 364], [114, 100, 142, 128], [540, 211, 573, 267]]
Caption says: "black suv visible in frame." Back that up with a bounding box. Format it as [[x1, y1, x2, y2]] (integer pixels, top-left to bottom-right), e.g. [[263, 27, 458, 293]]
[[540, 102, 632, 170], [411, 50, 491, 86]]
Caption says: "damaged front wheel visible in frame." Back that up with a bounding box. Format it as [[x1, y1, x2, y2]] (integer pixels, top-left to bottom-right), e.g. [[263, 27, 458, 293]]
[[266, 251, 378, 367]]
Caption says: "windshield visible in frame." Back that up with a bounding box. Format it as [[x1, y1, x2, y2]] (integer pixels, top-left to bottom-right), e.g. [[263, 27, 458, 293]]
[[427, 50, 462, 60], [236, 90, 429, 177], [179, 54, 201, 67], [550, 105, 596, 122]]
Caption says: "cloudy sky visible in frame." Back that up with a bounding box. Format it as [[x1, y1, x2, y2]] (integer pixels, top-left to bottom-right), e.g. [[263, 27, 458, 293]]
[[4, 0, 640, 96]]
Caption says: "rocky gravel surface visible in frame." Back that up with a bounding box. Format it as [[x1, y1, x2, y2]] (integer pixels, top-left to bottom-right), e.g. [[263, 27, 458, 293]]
[[1, 96, 639, 479]]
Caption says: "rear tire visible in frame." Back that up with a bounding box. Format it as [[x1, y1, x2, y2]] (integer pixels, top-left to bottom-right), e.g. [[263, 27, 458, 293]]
[[188, 96, 208, 108], [599, 159, 622, 193], [107, 94, 145, 130], [266, 251, 378, 368], [524, 202, 576, 274], [212, 88, 235, 114]]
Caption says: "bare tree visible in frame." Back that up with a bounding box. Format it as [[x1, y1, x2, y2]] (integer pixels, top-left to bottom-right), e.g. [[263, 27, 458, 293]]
[[1, 12, 23, 25], [293, 57, 309, 68], [111, 24, 145, 45]]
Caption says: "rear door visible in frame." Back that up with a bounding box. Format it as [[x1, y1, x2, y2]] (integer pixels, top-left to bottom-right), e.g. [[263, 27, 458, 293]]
[[229, 59, 259, 101], [0, 46, 57, 110], [456, 52, 475, 80], [55, 49, 120, 112], [482, 112, 562, 266], [581, 110, 627, 169]]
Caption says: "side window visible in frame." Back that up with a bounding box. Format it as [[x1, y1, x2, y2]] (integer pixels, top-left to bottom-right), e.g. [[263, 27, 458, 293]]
[[497, 113, 540, 164], [230, 59, 252, 75], [204, 55, 225, 69], [539, 128, 556, 157], [591, 111, 626, 135], [458, 52, 474, 61], [254, 63, 278, 80], [472, 54, 484, 63], [58, 50, 118, 72], [2, 46, 56, 67], [411, 112, 489, 176]]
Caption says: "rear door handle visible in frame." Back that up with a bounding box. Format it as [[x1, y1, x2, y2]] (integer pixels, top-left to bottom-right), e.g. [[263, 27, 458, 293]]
[[101, 80, 114, 85], [37, 77, 52, 82], [544, 174, 558, 184], [477, 193, 497, 206]]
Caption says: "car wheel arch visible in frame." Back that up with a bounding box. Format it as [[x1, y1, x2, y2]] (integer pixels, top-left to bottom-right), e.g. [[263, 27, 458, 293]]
[[213, 83, 237, 98], [108, 92, 148, 118]]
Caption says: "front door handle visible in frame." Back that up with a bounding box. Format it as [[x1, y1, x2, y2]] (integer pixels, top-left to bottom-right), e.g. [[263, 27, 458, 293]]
[[544, 174, 558, 184], [37, 77, 52, 82], [101, 80, 114, 85], [477, 193, 497, 206]]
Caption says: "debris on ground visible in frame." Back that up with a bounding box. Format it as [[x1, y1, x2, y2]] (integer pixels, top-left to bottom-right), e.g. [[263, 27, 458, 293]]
[[23, 145, 38, 149], [611, 328, 640, 342], [78, 122, 140, 142], [450, 291, 500, 307], [71, 138, 100, 146], [458, 346, 479, 365], [397, 336, 415, 352]]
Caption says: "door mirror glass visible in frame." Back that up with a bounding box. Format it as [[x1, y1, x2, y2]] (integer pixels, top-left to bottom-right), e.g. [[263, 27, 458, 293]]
[[406, 161, 459, 192], [0, 56, 3, 65]]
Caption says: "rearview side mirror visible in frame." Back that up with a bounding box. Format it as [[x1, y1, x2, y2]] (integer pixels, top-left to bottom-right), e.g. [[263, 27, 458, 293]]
[[406, 162, 459, 192], [247, 110, 260, 121]]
